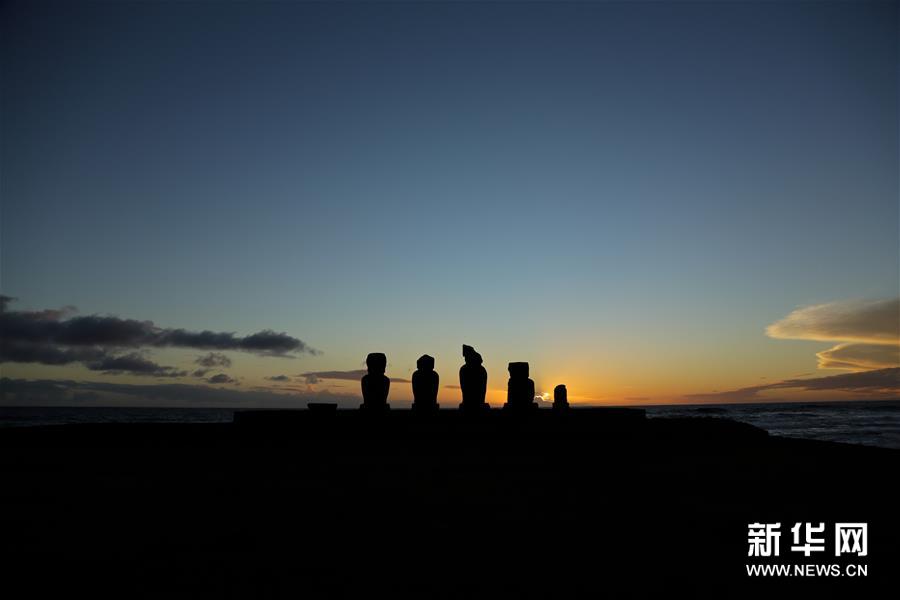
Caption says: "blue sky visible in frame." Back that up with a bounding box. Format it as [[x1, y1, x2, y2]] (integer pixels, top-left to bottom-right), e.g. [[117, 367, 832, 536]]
[[1, 1, 897, 405]]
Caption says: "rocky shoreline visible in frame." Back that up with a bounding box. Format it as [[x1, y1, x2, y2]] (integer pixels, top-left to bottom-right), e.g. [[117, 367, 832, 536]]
[[1, 410, 896, 598]]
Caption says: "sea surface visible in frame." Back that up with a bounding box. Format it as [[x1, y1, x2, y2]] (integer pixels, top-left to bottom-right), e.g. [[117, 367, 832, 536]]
[[0, 401, 898, 449], [0, 407, 236, 428], [645, 400, 900, 449]]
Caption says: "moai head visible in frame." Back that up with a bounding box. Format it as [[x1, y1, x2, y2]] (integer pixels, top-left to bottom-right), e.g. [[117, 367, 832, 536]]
[[508, 362, 529, 380], [462, 344, 483, 366], [417, 354, 435, 372], [554, 384, 568, 404], [366, 352, 387, 375]]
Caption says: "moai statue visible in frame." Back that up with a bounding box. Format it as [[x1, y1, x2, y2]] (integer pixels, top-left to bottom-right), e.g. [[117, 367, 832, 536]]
[[412, 354, 439, 412], [360, 352, 390, 411], [504, 362, 537, 412], [553, 384, 569, 411], [459, 344, 488, 411]]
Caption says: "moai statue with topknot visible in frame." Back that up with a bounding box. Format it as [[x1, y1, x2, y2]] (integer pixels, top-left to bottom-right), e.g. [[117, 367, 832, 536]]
[[360, 352, 390, 411], [459, 344, 488, 412], [412, 354, 439, 412]]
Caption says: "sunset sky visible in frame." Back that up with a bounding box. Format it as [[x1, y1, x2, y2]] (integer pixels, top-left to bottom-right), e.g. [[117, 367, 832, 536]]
[[1, 1, 897, 407]]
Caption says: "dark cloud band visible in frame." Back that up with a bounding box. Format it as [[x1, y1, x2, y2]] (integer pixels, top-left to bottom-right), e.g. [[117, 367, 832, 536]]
[[300, 369, 410, 384], [87, 352, 187, 378], [685, 368, 900, 402], [0, 298, 318, 376], [1, 310, 317, 355], [0, 377, 360, 408]]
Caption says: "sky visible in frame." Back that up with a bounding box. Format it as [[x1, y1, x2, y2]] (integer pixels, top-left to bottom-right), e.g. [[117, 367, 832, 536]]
[[1, 0, 898, 407]]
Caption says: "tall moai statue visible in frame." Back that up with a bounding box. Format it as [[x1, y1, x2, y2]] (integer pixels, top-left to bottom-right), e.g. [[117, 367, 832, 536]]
[[553, 384, 569, 411], [504, 362, 537, 412], [459, 344, 488, 411], [360, 352, 390, 411], [411, 354, 439, 412]]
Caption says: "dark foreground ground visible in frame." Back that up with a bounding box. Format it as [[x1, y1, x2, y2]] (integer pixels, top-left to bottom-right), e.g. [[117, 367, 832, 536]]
[[1, 408, 896, 599]]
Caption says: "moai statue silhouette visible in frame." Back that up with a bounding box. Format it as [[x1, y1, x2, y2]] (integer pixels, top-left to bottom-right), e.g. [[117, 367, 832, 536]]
[[553, 384, 569, 411], [459, 344, 488, 411], [360, 352, 390, 411], [412, 354, 439, 412], [504, 362, 537, 412]]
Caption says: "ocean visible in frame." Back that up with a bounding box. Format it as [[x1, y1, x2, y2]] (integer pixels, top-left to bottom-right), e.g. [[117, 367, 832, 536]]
[[644, 400, 900, 449], [0, 401, 898, 449]]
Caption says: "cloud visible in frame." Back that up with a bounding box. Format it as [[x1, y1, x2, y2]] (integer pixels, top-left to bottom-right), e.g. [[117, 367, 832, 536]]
[[766, 298, 899, 371], [685, 368, 900, 402], [300, 370, 366, 383], [767, 298, 898, 344], [0, 297, 319, 378], [776, 368, 899, 392], [0, 341, 109, 365], [444, 384, 461, 389], [266, 375, 291, 382], [190, 354, 234, 378], [0, 299, 318, 357], [299, 369, 410, 384], [207, 373, 237, 385], [86, 352, 187, 378], [0, 340, 184, 378], [195, 352, 232, 368], [816, 343, 899, 371], [0, 377, 361, 408]]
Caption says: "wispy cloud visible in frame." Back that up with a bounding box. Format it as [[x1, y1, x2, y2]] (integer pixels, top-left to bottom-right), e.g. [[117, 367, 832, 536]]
[[300, 370, 410, 384], [195, 352, 232, 368], [87, 352, 187, 378], [191, 352, 234, 378], [0, 377, 360, 408], [684, 368, 899, 402], [300, 370, 366, 383], [816, 343, 899, 371], [766, 298, 899, 371], [766, 298, 898, 344]]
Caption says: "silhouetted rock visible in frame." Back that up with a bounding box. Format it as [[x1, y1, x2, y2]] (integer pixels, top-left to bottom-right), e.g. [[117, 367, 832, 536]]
[[553, 384, 568, 411], [459, 344, 489, 411], [504, 361, 537, 411], [9, 409, 900, 600], [308, 402, 338, 414], [360, 352, 390, 411], [411, 354, 439, 412]]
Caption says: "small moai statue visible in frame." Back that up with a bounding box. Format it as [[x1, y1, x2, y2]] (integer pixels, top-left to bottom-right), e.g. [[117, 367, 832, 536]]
[[411, 354, 439, 412], [360, 352, 390, 411], [504, 362, 537, 412], [459, 344, 488, 411], [553, 384, 569, 411]]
